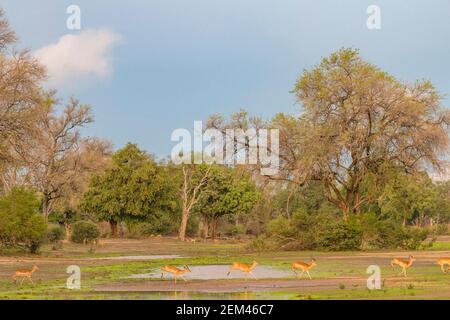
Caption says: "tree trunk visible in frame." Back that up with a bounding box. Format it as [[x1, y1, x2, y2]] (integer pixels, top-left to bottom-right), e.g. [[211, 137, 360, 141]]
[[178, 209, 189, 241], [64, 223, 71, 240], [353, 192, 361, 216], [340, 203, 349, 221], [201, 215, 209, 239], [42, 196, 50, 221], [110, 220, 118, 237], [211, 217, 219, 241]]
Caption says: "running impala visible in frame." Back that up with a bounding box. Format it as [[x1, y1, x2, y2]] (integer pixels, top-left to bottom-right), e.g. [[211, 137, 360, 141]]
[[391, 255, 416, 277], [12, 265, 38, 285], [161, 265, 191, 283], [227, 261, 258, 279], [437, 258, 450, 274], [291, 258, 317, 280]]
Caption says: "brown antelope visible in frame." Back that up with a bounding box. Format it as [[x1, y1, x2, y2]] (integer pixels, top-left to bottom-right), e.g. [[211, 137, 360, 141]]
[[227, 261, 258, 279], [391, 255, 416, 277], [437, 258, 450, 274], [12, 265, 38, 285], [161, 265, 191, 283], [291, 258, 317, 280]]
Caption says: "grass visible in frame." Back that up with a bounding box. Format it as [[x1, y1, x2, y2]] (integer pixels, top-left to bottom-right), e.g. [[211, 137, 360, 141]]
[[1, 237, 450, 300]]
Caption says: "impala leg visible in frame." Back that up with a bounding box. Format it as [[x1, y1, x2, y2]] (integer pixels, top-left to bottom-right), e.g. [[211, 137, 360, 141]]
[[306, 270, 312, 280], [250, 271, 257, 280], [291, 266, 297, 275], [298, 271, 304, 279], [28, 276, 34, 285], [181, 275, 187, 282], [20, 277, 25, 285]]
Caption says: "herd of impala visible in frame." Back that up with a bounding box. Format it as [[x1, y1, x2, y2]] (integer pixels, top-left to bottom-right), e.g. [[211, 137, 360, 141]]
[[158, 256, 450, 284], [11, 256, 450, 285]]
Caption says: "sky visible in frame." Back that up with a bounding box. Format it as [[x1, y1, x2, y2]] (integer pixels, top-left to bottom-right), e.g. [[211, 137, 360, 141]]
[[2, 0, 450, 158]]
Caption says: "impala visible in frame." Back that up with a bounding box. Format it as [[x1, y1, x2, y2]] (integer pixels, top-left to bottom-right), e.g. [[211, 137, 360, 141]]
[[227, 261, 258, 279], [291, 258, 317, 280], [12, 265, 38, 285], [391, 255, 416, 277], [437, 258, 450, 274], [161, 265, 191, 283]]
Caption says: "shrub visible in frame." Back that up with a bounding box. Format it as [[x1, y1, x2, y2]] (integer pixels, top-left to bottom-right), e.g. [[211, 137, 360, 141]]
[[126, 214, 176, 238], [227, 224, 246, 237], [401, 227, 429, 250], [0, 188, 47, 253], [70, 221, 100, 244], [434, 224, 449, 236], [47, 224, 65, 249], [267, 215, 295, 238], [245, 236, 273, 253], [317, 221, 363, 251], [369, 221, 429, 250]]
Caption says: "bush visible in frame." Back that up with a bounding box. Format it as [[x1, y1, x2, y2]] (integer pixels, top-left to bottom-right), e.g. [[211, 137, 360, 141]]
[[47, 224, 65, 249], [0, 188, 47, 253], [245, 236, 273, 253], [226, 224, 246, 237], [317, 221, 363, 251], [70, 221, 100, 244], [369, 221, 429, 250], [434, 224, 449, 236], [126, 214, 176, 238]]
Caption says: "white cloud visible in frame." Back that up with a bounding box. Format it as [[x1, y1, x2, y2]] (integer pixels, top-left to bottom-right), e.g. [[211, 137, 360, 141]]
[[34, 29, 121, 88]]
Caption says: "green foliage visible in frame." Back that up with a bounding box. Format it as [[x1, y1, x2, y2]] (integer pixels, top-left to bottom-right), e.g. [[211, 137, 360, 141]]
[[266, 205, 428, 251], [226, 223, 246, 236], [0, 188, 47, 253], [193, 165, 259, 238], [70, 221, 100, 244], [126, 215, 176, 238], [245, 236, 273, 253], [81, 143, 178, 227], [48, 210, 86, 227], [369, 221, 429, 250], [317, 221, 363, 251], [47, 224, 65, 243], [434, 224, 449, 236]]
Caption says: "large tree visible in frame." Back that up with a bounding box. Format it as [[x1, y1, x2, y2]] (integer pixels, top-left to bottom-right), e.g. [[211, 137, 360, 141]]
[[272, 48, 450, 219], [81, 143, 177, 236], [178, 163, 211, 241], [193, 166, 259, 240], [16, 97, 95, 219], [0, 8, 45, 186]]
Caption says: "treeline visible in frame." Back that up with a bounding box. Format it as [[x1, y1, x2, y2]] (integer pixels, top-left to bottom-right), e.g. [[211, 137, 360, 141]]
[[1, 8, 450, 254]]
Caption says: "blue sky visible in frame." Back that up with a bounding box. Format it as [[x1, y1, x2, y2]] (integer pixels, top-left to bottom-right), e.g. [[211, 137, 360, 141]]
[[2, 0, 450, 158]]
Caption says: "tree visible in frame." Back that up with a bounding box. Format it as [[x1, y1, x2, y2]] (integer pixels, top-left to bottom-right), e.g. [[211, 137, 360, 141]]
[[378, 170, 436, 226], [193, 166, 259, 240], [16, 97, 95, 220], [0, 9, 45, 189], [273, 48, 449, 219], [81, 143, 177, 236], [0, 188, 47, 253], [178, 163, 211, 241]]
